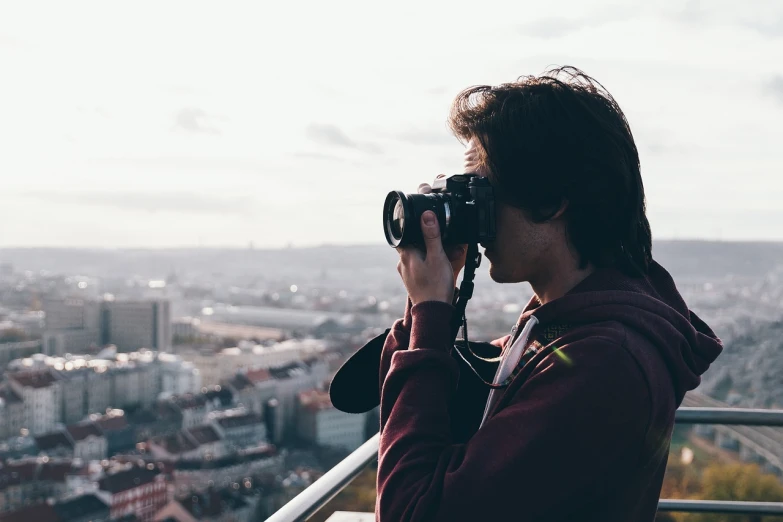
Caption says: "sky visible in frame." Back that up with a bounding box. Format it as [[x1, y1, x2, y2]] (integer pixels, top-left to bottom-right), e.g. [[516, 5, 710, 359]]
[[1, 0, 782, 248]]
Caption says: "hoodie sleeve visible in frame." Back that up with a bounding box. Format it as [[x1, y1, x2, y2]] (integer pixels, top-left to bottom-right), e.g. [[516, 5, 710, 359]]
[[376, 303, 652, 522], [379, 300, 508, 434]]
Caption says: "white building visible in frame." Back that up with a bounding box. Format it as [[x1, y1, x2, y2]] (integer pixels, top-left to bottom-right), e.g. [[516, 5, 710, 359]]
[[9, 370, 61, 435], [169, 393, 213, 429], [179, 338, 325, 387], [66, 423, 108, 461], [158, 353, 201, 396], [105, 300, 171, 352], [297, 389, 366, 452], [270, 359, 329, 441], [210, 408, 267, 450], [172, 317, 200, 339], [0, 385, 25, 439]]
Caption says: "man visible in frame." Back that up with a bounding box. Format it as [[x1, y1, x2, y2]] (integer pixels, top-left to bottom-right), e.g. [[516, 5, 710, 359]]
[[378, 67, 722, 521]]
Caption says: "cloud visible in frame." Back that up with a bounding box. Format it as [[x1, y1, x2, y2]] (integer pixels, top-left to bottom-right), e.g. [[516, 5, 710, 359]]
[[666, 0, 708, 25], [173, 108, 221, 134], [519, 7, 636, 39], [24, 190, 256, 216], [766, 76, 783, 104], [87, 156, 263, 172], [393, 129, 458, 147], [291, 152, 349, 162], [740, 17, 783, 38], [305, 123, 383, 154], [306, 123, 356, 148]]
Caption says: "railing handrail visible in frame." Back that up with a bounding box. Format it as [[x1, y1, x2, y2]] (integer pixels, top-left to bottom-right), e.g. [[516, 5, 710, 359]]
[[658, 499, 783, 514], [266, 433, 380, 522], [267, 407, 783, 521], [676, 407, 783, 426]]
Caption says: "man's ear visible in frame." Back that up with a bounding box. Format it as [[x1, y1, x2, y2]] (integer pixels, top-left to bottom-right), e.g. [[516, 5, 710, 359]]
[[550, 199, 569, 221]]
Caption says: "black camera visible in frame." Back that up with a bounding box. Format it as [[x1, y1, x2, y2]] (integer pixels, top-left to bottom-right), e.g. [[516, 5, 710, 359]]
[[383, 174, 496, 247]]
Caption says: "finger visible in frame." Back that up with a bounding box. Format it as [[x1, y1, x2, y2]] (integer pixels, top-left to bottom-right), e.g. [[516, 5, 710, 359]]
[[417, 183, 432, 194], [420, 211, 444, 259]]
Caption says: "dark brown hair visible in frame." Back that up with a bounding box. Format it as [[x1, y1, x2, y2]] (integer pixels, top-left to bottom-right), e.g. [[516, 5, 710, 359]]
[[448, 66, 652, 275]]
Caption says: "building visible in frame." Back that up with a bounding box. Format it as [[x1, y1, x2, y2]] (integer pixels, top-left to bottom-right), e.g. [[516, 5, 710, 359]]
[[54, 365, 90, 425], [0, 386, 25, 439], [0, 503, 60, 522], [172, 317, 200, 340], [158, 353, 201, 396], [93, 410, 135, 455], [0, 494, 108, 522], [270, 359, 329, 441], [42, 299, 173, 355], [153, 487, 255, 522], [96, 464, 167, 522], [9, 370, 60, 435], [185, 425, 225, 460], [53, 494, 110, 522], [0, 459, 82, 514], [224, 368, 276, 415], [0, 341, 42, 370], [105, 300, 171, 352], [148, 425, 225, 461], [66, 422, 108, 461], [85, 362, 112, 415], [42, 299, 102, 356], [34, 431, 74, 458], [210, 409, 266, 450], [297, 389, 366, 452], [169, 394, 213, 429], [179, 339, 324, 387]]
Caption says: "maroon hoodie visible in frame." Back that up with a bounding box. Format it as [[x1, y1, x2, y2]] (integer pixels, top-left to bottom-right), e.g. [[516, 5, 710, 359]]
[[375, 261, 722, 522]]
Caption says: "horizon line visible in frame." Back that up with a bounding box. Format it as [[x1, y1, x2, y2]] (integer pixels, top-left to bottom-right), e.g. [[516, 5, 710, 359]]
[[2, 238, 783, 251]]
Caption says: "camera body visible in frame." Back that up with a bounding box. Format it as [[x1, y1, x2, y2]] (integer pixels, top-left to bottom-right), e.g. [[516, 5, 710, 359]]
[[383, 174, 496, 247]]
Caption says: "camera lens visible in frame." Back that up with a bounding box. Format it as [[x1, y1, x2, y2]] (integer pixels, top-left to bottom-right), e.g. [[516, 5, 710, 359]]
[[383, 191, 409, 247], [390, 200, 405, 238]]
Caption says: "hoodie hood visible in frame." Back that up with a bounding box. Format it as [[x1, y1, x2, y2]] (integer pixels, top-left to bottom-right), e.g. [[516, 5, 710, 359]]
[[518, 260, 723, 403]]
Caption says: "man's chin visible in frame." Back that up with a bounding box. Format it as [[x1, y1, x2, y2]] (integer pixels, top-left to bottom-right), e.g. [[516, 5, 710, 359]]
[[488, 262, 525, 284], [488, 264, 511, 283]]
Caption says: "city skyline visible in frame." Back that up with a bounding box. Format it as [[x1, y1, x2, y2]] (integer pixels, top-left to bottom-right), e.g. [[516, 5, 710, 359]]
[[1, 1, 782, 247]]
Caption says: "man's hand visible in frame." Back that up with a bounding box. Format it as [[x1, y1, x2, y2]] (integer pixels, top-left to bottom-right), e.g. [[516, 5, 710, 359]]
[[418, 177, 467, 285], [397, 211, 455, 305]]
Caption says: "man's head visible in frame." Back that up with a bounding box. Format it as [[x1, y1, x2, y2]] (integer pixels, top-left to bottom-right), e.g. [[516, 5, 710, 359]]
[[449, 66, 652, 285]]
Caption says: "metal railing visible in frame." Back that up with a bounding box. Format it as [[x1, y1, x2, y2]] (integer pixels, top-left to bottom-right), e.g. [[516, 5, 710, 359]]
[[267, 407, 783, 521]]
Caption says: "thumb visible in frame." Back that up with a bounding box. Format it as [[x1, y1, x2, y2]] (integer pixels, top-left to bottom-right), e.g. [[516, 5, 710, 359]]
[[421, 211, 443, 256]]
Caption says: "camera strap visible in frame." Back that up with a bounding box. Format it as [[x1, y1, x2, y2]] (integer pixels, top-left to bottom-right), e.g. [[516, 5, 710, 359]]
[[450, 242, 481, 341]]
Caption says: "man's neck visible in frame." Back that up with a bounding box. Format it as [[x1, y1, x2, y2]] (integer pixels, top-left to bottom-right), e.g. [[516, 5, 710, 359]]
[[530, 254, 595, 306]]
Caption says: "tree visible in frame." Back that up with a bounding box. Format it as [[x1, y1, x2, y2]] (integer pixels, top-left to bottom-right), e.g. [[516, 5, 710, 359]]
[[684, 463, 783, 522]]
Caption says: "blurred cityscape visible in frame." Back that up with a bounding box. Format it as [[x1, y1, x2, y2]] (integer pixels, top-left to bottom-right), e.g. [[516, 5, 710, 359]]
[[0, 240, 782, 521]]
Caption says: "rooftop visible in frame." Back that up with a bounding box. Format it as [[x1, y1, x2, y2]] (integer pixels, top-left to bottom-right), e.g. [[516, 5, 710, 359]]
[[98, 465, 160, 494], [178, 488, 248, 518], [35, 431, 74, 451], [0, 503, 59, 522], [171, 393, 208, 410], [299, 389, 335, 413], [66, 422, 104, 442], [94, 410, 129, 432], [244, 367, 272, 383], [0, 462, 37, 491], [53, 494, 109, 520], [215, 412, 264, 430], [154, 432, 198, 455], [11, 370, 57, 389], [188, 425, 221, 445]]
